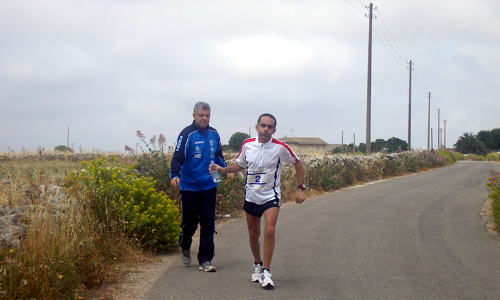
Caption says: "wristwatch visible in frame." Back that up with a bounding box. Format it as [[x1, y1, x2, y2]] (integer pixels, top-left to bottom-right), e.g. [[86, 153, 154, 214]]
[[298, 184, 306, 190]]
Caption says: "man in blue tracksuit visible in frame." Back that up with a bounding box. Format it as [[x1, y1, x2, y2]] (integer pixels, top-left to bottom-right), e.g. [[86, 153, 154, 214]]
[[170, 101, 229, 272]]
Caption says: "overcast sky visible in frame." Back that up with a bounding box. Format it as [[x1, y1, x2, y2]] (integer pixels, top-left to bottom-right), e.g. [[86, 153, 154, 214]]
[[1, 0, 499, 153]]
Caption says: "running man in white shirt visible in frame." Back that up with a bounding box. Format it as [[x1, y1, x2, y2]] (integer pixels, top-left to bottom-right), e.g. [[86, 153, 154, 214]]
[[214, 113, 306, 289]]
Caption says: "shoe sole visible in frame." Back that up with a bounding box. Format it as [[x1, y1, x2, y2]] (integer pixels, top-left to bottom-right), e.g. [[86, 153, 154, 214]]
[[199, 266, 217, 272], [262, 283, 274, 289]]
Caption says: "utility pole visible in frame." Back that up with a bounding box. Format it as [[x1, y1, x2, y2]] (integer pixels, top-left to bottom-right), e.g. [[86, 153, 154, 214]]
[[341, 131, 344, 153], [427, 92, 431, 151], [443, 120, 447, 148], [431, 128, 434, 150], [365, 3, 376, 154], [437, 109, 441, 149], [67, 126, 70, 149], [354, 133, 356, 153], [439, 129, 443, 148], [408, 61, 413, 150]]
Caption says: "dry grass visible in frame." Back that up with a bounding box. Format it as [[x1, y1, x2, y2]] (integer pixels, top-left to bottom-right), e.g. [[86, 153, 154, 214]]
[[0, 152, 148, 299]]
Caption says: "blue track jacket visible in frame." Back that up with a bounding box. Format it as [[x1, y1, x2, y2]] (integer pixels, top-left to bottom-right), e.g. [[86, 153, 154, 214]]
[[170, 121, 226, 191]]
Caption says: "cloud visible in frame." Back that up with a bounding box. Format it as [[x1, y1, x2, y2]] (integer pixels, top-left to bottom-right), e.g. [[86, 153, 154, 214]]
[[1, 0, 500, 153]]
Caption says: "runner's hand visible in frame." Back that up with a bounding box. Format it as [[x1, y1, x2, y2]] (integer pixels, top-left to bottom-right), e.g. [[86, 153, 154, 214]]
[[171, 177, 180, 189], [296, 189, 306, 204]]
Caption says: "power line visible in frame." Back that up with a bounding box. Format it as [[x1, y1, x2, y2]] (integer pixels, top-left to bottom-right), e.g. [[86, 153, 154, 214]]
[[344, 0, 365, 14], [373, 21, 406, 65], [371, 9, 409, 66], [376, 9, 410, 61], [412, 133, 428, 138], [413, 68, 429, 97], [374, 21, 406, 65]]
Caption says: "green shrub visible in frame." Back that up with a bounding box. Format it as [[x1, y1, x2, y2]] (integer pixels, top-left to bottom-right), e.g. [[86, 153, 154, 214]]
[[54, 145, 73, 152], [416, 151, 446, 168], [455, 152, 466, 161], [68, 155, 181, 249], [486, 152, 500, 161], [437, 149, 458, 163], [467, 154, 486, 161], [487, 169, 500, 230], [383, 158, 401, 177], [401, 154, 418, 173], [320, 173, 343, 191], [304, 158, 344, 191]]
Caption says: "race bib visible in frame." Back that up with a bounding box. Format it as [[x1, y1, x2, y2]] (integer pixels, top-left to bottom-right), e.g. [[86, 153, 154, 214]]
[[247, 168, 267, 189]]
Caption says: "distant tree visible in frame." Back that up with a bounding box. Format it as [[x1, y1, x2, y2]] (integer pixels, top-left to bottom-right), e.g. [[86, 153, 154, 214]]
[[228, 132, 250, 151], [386, 137, 408, 153], [357, 143, 366, 153], [330, 147, 342, 154], [488, 129, 500, 150], [371, 139, 387, 152], [477, 130, 490, 146], [454, 132, 487, 155], [221, 144, 231, 152], [54, 145, 73, 152], [476, 128, 500, 151]]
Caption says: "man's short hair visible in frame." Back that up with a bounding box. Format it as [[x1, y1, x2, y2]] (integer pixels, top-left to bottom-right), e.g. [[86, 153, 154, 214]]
[[193, 102, 211, 114], [257, 113, 277, 128]]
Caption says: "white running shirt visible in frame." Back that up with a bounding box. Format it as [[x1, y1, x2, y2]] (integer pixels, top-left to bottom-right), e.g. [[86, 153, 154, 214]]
[[234, 137, 300, 205]]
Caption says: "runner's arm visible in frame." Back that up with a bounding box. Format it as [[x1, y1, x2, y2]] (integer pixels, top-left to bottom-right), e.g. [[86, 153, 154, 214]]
[[215, 163, 245, 174], [294, 160, 307, 204]]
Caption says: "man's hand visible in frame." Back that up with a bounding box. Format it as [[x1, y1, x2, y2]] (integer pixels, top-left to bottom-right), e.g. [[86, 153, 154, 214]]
[[296, 189, 306, 204], [171, 177, 180, 189], [209, 164, 219, 177]]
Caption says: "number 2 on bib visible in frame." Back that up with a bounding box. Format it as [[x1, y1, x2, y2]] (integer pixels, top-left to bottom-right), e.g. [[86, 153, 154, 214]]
[[247, 168, 267, 189]]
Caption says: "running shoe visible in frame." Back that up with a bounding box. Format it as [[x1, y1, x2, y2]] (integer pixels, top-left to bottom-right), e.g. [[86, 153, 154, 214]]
[[181, 249, 191, 265], [198, 261, 217, 272], [251, 263, 263, 282], [261, 269, 274, 289]]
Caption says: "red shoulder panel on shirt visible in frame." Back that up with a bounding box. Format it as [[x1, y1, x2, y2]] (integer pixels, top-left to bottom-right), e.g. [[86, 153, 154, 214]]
[[235, 138, 257, 160], [271, 138, 299, 162]]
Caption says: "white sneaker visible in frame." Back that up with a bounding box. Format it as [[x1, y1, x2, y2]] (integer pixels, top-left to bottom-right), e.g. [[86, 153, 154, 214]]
[[261, 269, 274, 289], [251, 263, 263, 282], [198, 261, 217, 272]]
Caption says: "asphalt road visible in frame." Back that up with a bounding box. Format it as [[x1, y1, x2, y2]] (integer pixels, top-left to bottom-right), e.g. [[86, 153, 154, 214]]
[[145, 161, 500, 300]]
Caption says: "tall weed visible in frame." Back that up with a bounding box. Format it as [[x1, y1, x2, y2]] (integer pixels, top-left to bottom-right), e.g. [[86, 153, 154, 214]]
[[125, 131, 172, 195]]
